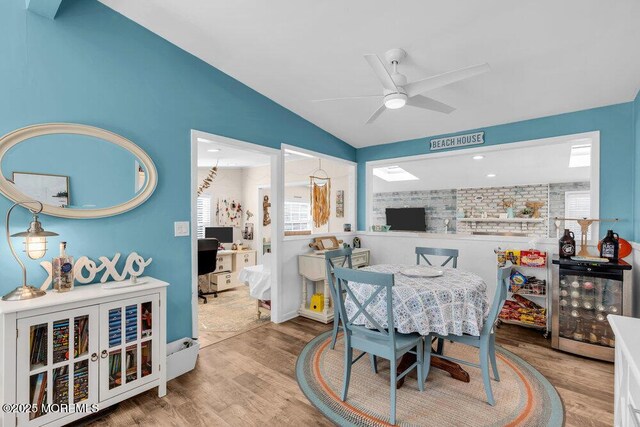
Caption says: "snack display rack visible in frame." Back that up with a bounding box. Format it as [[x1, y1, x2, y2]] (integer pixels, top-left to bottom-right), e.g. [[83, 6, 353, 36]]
[[496, 249, 550, 337]]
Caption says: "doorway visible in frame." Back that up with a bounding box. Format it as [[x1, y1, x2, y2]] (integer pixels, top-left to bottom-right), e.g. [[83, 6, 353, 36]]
[[190, 130, 281, 347]]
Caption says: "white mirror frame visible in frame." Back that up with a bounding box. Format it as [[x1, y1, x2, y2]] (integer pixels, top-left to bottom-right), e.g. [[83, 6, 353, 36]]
[[0, 123, 158, 219]]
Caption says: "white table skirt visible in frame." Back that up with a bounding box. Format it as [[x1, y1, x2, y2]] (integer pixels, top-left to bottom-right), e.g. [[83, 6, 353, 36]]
[[344, 264, 489, 336], [239, 264, 271, 300]]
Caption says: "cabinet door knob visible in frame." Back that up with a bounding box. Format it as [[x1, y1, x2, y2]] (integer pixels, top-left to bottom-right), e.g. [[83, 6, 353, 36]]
[[91, 352, 98, 362], [101, 350, 108, 359]]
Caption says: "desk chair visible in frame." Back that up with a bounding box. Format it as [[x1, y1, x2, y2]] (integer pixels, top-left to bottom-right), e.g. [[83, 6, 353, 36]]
[[424, 263, 512, 406], [198, 238, 219, 303], [333, 267, 424, 425]]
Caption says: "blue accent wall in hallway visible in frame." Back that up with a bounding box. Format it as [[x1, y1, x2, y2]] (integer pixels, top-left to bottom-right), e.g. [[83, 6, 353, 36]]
[[0, 0, 354, 342], [357, 103, 635, 239]]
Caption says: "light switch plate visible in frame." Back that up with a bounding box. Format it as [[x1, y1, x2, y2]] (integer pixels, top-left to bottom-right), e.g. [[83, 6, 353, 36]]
[[174, 221, 190, 237]]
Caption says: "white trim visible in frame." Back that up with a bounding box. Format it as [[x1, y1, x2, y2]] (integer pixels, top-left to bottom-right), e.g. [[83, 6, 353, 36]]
[[365, 131, 600, 242], [281, 143, 357, 166], [190, 130, 283, 335]]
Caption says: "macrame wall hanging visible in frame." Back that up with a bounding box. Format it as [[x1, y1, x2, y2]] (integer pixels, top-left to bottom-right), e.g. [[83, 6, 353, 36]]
[[310, 159, 331, 228], [197, 165, 218, 196]]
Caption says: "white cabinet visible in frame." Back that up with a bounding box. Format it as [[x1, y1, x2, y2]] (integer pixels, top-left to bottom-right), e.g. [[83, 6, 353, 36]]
[[1, 278, 168, 427], [16, 306, 99, 426], [609, 315, 640, 427]]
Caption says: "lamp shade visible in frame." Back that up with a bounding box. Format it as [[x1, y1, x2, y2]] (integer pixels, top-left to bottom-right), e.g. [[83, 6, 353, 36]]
[[11, 216, 58, 260]]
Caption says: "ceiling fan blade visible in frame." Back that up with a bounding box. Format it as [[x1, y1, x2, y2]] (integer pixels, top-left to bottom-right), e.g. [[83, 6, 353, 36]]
[[406, 95, 455, 114], [312, 95, 383, 102], [364, 54, 399, 93], [405, 63, 490, 98], [365, 104, 386, 124]]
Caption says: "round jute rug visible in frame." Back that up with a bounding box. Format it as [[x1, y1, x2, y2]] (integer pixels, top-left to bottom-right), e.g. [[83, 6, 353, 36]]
[[296, 331, 564, 426]]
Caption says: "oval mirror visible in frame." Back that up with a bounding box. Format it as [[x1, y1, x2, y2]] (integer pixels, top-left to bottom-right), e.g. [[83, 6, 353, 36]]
[[0, 123, 157, 218]]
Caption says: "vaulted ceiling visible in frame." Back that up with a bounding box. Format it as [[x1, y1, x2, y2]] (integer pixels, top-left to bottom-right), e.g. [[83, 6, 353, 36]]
[[101, 0, 640, 148]]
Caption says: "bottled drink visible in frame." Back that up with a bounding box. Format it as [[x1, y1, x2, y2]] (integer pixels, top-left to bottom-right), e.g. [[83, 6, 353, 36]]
[[572, 319, 585, 341], [599, 230, 619, 261], [559, 229, 576, 259], [52, 242, 74, 292], [588, 324, 600, 344]]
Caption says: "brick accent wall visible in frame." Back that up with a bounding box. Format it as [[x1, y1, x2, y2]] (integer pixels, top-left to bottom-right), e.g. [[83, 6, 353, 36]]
[[372, 190, 457, 233], [373, 182, 589, 238], [456, 184, 549, 237]]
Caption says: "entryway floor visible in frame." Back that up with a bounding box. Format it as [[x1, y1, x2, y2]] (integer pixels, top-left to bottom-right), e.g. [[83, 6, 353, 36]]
[[198, 285, 270, 348]]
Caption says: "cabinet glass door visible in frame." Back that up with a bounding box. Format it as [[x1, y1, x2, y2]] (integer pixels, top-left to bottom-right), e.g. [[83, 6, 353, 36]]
[[16, 306, 99, 426], [99, 294, 159, 401], [558, 272, 622, 347]]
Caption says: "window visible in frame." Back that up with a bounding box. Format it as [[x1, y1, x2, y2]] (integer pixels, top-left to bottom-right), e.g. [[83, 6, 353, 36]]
[[196, 196, 211, 238], [565, 191, 591, 239], [284, 201, 311, 231]]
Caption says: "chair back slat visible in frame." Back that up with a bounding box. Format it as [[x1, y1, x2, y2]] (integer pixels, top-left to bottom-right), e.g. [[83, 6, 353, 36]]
[[415, 247, 459, 268], [333, 267, 395, 343], [481, 262, 513, 335], [324, 247, 353, 299]]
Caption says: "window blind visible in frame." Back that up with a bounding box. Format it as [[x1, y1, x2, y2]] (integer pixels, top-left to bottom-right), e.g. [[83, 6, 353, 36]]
[[197, 196, 212, 238], [564, 191, 591, 239]]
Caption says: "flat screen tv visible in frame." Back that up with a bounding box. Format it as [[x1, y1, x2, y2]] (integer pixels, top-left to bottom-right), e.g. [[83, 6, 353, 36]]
[[205, 226, 234, 243], [385, 208, 426, 232]]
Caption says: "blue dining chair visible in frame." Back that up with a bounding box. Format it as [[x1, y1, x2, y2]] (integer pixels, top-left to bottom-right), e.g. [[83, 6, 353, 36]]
[[415, 246, 459, 268], [416, 247, 459, 354], [324, 247, 353, 350], [423, 263, 512, 406], [333, 267, 424, 425]]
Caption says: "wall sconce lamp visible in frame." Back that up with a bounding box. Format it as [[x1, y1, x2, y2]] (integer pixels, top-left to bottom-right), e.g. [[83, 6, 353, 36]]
[[2, 201, 58, 301]]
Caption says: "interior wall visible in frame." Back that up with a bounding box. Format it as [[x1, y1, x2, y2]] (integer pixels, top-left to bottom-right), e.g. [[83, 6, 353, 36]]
[[197, 167, 245, 242], [0, 0, 355, 343], [357, 103, 635, 240]]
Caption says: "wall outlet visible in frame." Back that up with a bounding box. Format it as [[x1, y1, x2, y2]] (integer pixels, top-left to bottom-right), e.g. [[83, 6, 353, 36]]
[[174, 221, 190, 237]]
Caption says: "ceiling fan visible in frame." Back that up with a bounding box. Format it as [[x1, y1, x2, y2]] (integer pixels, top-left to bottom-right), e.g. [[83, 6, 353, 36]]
[[313, 48, 490, 124]]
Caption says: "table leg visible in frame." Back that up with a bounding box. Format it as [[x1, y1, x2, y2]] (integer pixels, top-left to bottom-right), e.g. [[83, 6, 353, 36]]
[[396, 343, 470, 389]]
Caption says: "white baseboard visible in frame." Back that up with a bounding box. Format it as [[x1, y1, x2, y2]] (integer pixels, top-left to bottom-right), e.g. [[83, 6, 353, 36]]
[[275, 310, 299, 323]]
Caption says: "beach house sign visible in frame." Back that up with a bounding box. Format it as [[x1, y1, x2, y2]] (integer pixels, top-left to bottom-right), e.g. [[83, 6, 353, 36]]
[[429, 132, 484, 151]]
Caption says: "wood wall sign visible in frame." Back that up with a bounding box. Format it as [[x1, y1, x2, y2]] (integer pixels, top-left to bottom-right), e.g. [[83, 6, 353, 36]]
[[430, 132, 484, 151]]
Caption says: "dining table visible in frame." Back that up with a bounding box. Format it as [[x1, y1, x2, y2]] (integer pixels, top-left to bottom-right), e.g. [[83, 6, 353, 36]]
[[344, 263, 490, 388]]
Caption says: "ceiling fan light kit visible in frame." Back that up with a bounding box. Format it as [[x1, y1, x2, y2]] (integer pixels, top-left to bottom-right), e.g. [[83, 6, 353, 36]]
[[384, 93, 407, 109], [313, 48, 490, 124]]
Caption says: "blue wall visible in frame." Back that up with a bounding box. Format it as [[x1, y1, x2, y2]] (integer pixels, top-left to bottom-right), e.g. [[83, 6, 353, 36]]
[[2, 134, 138, 208], [0, 0, 354, 342], [357, 103, 636, 239]]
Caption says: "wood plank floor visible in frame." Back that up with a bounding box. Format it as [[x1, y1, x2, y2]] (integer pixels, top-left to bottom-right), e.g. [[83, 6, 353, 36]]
[[85, 318, 614, 427]]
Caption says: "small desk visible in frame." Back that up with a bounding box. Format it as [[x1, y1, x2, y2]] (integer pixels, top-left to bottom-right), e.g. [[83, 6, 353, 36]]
[[297, 248, 370, 323], [201, 249, 257, 296]]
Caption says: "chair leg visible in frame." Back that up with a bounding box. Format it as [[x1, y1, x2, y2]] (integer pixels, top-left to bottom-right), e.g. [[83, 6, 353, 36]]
[[416, 342, 425, 392], [424, 337, 432, 382], [369, 354, 378, 374], [390, 355, 397, 425], [489, 334, 500, 382], [436, 337, 444, 355], [341, 345, 353, 401], [480, 339, 496, 406], [330, 309, 340, 350]]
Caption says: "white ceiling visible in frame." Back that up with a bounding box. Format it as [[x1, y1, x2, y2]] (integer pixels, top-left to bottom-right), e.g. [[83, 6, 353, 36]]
[[372, 136, 592, 193], [197, 136, 313, 168], [101, 0, 640, 148]]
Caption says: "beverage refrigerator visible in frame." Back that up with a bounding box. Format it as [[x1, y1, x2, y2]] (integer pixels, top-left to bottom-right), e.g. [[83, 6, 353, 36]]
[[551, 256, 632, 362]]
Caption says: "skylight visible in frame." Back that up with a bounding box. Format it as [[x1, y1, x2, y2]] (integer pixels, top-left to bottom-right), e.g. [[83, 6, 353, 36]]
[[372, 166, 419, 182], [569, 144, 591, 168]]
